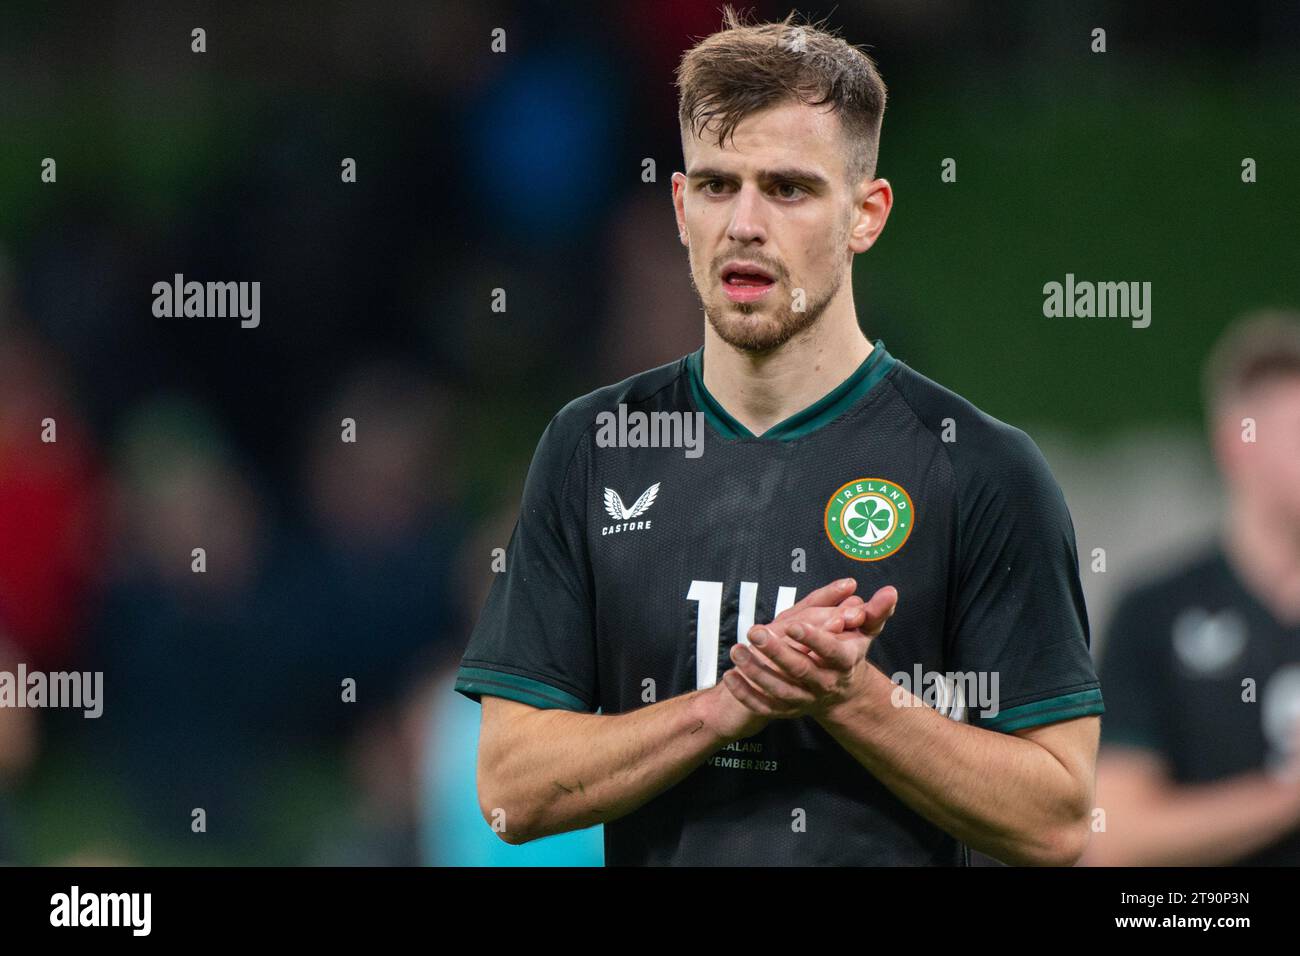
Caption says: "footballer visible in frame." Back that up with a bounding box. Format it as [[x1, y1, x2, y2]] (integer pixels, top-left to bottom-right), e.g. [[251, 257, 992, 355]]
[[1084, 313, 1300, 866], [455, 9, 1104, 865]]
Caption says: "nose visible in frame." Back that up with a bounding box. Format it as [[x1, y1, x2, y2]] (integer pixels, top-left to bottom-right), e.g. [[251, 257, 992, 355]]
[[727, 182, 767, 245]]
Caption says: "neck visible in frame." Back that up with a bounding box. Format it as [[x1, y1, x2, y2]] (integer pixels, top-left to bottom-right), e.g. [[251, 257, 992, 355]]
[[701, 297, 872, 436], [1223, 497, 1300, 626]]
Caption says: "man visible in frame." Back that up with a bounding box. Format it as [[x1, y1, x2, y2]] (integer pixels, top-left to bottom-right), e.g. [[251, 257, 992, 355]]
[[1083, 313, 1300, 866], [455, 9, 1103, 866]]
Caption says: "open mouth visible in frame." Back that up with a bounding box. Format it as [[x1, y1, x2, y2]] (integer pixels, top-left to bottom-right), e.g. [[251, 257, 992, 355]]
[[722, 269, 775, 288], [721, 264, 777, 302]]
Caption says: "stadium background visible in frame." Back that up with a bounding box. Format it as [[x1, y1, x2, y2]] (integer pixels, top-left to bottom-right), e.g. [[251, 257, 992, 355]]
[[0, 0, 1297, 864]]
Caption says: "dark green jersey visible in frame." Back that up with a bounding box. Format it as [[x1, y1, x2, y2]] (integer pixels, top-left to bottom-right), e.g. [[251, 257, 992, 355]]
[[456, 340, 1104, 865], [1100, 545, 1300, 865]]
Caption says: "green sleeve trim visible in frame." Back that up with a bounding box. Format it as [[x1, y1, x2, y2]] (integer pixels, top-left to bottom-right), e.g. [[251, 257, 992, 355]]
[[982, 687, 1104, 733], [455, 665, 590, 712]]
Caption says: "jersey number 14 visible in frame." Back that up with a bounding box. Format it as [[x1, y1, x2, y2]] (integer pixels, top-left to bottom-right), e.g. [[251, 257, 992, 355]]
[[687, 580, 797, 689]]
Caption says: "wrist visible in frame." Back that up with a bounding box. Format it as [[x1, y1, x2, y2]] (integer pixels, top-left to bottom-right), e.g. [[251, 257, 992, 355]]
[[817, 663, 887, 728], [689, 684, 738, 746]]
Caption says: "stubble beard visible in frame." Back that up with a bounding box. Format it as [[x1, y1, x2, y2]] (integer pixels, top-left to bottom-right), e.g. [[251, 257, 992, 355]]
[[697, 268, 844, 354]]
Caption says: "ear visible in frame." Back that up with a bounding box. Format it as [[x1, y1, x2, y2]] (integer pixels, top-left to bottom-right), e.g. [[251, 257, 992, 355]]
[[848, 178, 893, 254], [671, 172, 689, 246]]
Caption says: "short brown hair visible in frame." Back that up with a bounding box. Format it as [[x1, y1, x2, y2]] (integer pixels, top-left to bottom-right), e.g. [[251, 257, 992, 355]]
[[674, 7, 888, 184], [1203, 309, 1300, 415]]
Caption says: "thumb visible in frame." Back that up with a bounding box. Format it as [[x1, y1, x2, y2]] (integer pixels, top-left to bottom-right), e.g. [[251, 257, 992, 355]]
[[859, 586, 898, 637]]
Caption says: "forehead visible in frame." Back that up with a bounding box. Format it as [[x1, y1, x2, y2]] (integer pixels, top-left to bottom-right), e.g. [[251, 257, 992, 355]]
[[684, 98, 845, 179]]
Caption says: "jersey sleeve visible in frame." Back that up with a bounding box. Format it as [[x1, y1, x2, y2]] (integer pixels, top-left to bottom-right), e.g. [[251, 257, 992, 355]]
[[454, 411, 597, 713], [948, 427, 1105, 734], [1095, 591, 1170, 754]]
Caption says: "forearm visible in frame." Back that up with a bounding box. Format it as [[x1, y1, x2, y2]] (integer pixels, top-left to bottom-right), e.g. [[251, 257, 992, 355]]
[[1085, 771, 1300, 866], [480, 687, 731, 843], [817, 665, 1091, 865]]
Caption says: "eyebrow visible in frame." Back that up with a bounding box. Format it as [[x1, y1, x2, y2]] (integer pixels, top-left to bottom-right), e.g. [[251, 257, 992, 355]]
[[687, 166, 830, 189]]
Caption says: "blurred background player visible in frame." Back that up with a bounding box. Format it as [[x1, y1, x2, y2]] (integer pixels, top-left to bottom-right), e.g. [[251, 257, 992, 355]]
[[1083, 311, 1300, 865]]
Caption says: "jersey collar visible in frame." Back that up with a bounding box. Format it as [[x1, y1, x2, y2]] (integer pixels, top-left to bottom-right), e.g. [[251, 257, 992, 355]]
[[686, 339, 895, 442]]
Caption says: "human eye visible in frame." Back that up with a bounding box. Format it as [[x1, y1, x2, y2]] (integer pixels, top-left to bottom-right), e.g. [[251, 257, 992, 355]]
[[700, 178, 730, 196], [774, 182, 806, 200]]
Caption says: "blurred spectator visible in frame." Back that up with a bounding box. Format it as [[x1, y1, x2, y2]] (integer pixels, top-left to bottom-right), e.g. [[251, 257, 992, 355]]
[[289, 360, 468, 865], [85, 395, 285, 861], [284, 359, 466, 733], [1084, 311, 1300, 865], [0, 315, 107, 671]]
